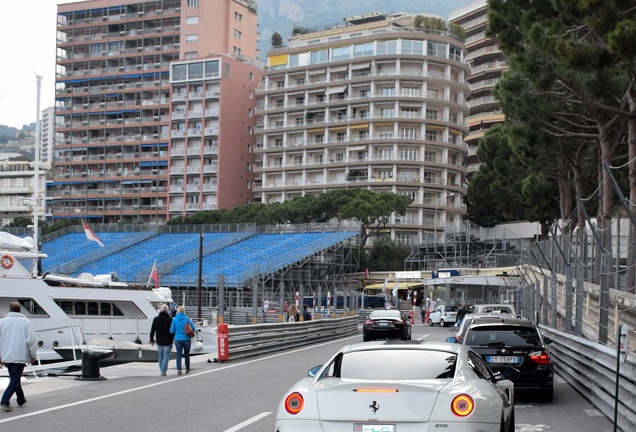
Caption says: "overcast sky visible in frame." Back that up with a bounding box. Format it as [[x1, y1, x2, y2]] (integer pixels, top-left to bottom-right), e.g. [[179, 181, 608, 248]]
[[0, 1, 84, 129]]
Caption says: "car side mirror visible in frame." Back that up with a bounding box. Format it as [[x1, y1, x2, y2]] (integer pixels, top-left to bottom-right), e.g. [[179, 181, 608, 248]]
[[446, 336, 458, 343], [494, 366, 520, 381], [308, 365, 322, 377], [543, 337, 553, 345]]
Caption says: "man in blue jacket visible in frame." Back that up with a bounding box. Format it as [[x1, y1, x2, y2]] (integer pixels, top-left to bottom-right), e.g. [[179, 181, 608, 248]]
[[0, 302, 37, 412]]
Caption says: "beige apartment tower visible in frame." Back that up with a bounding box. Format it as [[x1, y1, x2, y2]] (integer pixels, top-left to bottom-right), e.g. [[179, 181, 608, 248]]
[[449, 0, 507, 174], [51, 0, 259, 223], [255, 13, 469, 245]]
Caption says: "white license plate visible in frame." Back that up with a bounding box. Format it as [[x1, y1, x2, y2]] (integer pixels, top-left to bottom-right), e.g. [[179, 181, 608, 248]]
[[353, 424, 395, 432], [378, 322, 390, 327], [488, 356, 520, 363]]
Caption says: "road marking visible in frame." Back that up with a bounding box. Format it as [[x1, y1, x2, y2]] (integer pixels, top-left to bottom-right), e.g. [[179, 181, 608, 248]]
[[417, 334, 430, 340], [0, 334, 361, 424], [223, 412, 272, 431]]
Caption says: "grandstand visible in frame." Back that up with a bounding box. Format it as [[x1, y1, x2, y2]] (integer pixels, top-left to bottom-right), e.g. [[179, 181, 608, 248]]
[[38, 222, 361, 306]]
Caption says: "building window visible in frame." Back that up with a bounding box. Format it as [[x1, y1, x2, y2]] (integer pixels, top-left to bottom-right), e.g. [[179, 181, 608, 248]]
[[186, 16, 199, 25], [185, 34, 198, 43], [331, 46, 351, 61], [248, 90, 254, 99], [450, 45, 462, 62], [248, 108, 253, 117], [247, 126, 253, 135], [234, 29, 242, 39], [310, 49, 329, 64], [233, 46, 242, 56], [402, 128, 418, 139], [249, 72, 254, 81], [427, 42, 447, 58], [187, 0, 199, 6], [234, 12, 242, 21]]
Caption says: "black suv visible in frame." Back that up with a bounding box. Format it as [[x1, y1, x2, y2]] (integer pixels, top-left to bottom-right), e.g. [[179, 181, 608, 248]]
[[447, 317, 554, 401]]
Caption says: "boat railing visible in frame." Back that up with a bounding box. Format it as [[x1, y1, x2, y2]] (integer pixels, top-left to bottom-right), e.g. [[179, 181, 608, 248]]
[[35, 324, 88, 362]]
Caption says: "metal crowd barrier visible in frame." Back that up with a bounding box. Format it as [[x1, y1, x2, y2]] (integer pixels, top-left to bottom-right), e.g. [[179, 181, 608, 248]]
[[217, 315, 359, 362], [540, 325, 636, 432]]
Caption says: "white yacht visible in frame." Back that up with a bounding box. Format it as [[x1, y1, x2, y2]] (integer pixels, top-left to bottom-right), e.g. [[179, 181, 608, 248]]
[[0, 232, 206, 362]]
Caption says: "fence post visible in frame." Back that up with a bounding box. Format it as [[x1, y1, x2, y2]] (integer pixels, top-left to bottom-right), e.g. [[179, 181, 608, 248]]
[[565, 265, 574, 332], [218, 274, 225, 324], [599, 252, 611, 344], [575, 260, 584, 337], [551, 272, 558, 329]]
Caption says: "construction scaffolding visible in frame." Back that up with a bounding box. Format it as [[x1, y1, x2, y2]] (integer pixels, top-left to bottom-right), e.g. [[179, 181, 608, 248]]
[[405, 220, 532, 271]]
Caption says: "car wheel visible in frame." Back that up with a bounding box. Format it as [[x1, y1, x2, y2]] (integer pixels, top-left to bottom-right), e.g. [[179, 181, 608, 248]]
[[440, 319, 446, 327], [363, 335, 370, 342], [428, 318, 434, 326], [504, 409, 515, 432], [541, 386, 554, 402]]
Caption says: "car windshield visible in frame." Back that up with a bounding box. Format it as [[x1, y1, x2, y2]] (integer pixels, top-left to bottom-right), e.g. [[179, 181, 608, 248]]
[[465, 326, 542, 347], [481, 307, 513, 314], [369, 310, 403, 320], [339, 350, 456, 380]]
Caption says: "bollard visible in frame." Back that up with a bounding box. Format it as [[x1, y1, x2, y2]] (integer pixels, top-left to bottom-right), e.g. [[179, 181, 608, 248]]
[[409, 310, 414, 324], [425, 309, 430, 324], [216, 323, 229, 362], [76, 348, 115, 380]]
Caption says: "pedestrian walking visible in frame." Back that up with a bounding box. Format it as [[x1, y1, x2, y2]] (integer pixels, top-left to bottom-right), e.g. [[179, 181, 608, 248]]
[[149, 304, 174, 376], [287, 303, 299, 322], [456, 303, 470, 328], [302, 304, 312, 321], [170, 306, 197, 375], [0, 302, 38, 412]]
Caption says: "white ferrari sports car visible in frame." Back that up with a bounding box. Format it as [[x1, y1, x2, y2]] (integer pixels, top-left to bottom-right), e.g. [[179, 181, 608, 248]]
[[275, 340, 517, 432]]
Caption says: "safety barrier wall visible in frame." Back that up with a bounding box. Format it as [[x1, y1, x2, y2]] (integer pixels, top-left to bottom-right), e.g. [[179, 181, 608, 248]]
[[539, 325, 635, 432], [218, 315, 359, 362]]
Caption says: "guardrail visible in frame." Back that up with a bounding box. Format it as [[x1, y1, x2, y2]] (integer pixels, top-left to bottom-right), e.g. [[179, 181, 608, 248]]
[[217, 315, 359, 362], [540, 325, 635, 432]]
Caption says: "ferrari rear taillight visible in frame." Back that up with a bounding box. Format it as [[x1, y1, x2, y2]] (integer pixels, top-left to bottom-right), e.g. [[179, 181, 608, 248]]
[[451, 394, 474, 417], [529, 350, 550, 365], [284, 392, 304, 414]]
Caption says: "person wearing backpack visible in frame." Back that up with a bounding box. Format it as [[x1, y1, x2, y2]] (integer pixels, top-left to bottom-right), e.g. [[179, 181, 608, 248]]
[[170, 306, 196, 375]]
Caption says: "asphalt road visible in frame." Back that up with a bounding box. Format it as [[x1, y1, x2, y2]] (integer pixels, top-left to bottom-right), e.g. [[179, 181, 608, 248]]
[[0, 321, 615, 432]]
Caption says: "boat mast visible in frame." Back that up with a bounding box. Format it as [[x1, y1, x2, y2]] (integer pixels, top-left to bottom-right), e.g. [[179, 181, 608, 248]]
[[33, 74, 42, 271]]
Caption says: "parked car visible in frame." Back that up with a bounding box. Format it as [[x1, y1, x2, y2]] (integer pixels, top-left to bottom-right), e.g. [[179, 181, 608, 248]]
[[428, 304, 458, 327], [363, 309, 412, 341], [447, 317, 554, 401], [472, 303, 518, 318], [275, 341, 517, 432]]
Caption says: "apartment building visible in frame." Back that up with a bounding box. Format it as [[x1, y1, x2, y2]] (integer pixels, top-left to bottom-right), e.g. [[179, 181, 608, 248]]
[[449, 0, 507, 174], [254, 12, 469, 245], [168, 57, 261, 216], [50, 0, 259, 224], [0, 160, 49, 228], [40, 107, 56, 165]]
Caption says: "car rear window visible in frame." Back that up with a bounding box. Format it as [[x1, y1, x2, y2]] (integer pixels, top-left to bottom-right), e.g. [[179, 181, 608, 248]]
[[481, 306, 513, 314], [369, 310, 403, 320], [445, 306, 458, 312], [340, 350, 456, 380], [465, 326, 542, 347]]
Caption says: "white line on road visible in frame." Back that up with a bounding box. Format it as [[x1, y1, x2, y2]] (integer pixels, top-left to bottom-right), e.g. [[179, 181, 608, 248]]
[[0, 334, 360, 425], [223, 412, 272, 432]]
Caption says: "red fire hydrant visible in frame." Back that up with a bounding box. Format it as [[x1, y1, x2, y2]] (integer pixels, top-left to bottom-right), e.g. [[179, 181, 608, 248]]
[[216, 323, 229, 362]]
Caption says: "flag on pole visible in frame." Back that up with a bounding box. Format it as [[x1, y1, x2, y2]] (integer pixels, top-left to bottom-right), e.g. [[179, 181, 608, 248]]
[[82, 220, 104, 247], [148, 260, 160, 288]]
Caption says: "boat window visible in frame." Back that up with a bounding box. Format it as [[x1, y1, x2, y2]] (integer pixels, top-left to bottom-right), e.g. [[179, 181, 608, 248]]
[[112, 304, 124, 316], [100, 303, 112, 315], [88, 302, 99, 315], [18, 299, 49, 316], [75, 302, 86, 315], [59, 301, 73, 314]]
